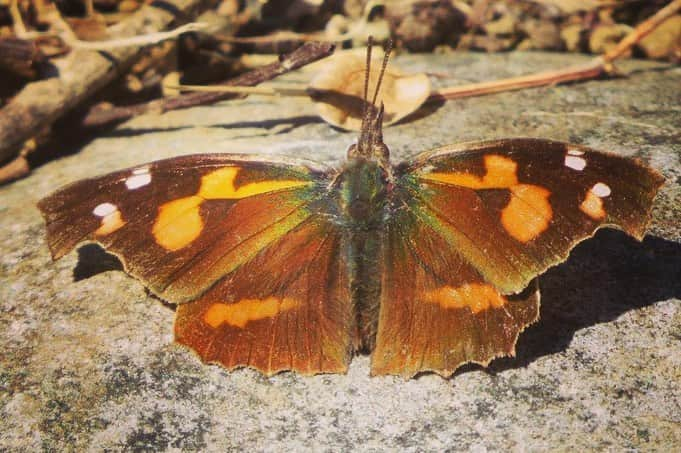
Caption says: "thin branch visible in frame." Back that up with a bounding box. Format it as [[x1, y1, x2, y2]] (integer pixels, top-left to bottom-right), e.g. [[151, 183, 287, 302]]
[[216, 30, 333, 44], [429, 59, 606, 101], [68, 22, 210, 50], [12, 20, 210, 50], [80, 41, 335, 128], [164, 82, 310, 97]]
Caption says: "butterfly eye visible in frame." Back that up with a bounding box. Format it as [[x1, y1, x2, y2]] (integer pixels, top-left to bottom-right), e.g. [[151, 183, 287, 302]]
[[347, 143, 360, 159], [373, 143, 389, 163]]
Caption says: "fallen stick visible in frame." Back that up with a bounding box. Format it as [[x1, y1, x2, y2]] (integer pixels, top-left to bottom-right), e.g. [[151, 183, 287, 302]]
[[0, 0, 204, 165], [80, 41, 336, 128]]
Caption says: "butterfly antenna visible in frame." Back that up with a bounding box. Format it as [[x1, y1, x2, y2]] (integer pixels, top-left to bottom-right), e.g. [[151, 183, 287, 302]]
[[361, 36, 374, 131], [370, 39, 393, 108]]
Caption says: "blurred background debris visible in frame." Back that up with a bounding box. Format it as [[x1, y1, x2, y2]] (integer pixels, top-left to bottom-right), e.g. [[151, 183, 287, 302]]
[[0, 0, 678, 183]]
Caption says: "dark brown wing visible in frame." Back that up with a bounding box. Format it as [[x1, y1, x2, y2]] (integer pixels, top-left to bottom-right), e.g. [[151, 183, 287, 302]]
[[399, 138, 664, 295], [371, 138, 663, 377], [174, 217, 353, 375], [39, 154, 354, 375], [38, 154, 325, 303], [371, 203, 539, 377]]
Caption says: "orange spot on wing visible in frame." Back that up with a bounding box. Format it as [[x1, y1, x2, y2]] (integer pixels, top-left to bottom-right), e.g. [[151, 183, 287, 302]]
[[501, 184, 553, 243], [580, 191, 606, 220], [482, 155, 519, 187], [153, 195, 203, 251], [204, 297, 299, 328], [422, 154, 519, 189], [199, 167, 310, 200], [95, 210, 126, 236], [423, 283, 507, 314], [420, 155, 552, 242]]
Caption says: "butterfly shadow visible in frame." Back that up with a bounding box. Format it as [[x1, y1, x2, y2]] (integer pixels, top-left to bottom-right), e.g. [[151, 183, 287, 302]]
[[73, 244, 177, 310], [73, 244, 124, 281], [481, 229, 681, 375]]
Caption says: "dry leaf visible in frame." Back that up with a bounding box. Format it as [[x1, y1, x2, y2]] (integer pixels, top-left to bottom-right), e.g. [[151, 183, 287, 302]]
[[308, 53, 431, 131]]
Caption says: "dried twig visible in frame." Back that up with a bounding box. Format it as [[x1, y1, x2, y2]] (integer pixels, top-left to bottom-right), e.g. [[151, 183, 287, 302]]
[[163, 83, 310, 96], [0, 0, 206, 165], [430, 0, 681, 102], [81, 41, 335, 128], [68, 23, 210, 50], [19, 22, 211, 50], [429, 60, 607, 101]]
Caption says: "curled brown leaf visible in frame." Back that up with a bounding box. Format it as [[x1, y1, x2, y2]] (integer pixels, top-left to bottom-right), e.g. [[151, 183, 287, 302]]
[[308, 53, 430, 131]]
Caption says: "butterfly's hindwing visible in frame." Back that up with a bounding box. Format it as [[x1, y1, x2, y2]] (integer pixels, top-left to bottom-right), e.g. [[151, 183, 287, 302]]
[[372, 202, 540, 377], [174, 217, 353, 375]]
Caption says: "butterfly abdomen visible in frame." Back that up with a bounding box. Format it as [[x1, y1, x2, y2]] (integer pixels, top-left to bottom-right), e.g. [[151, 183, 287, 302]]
[[338, 158, 390, 352]]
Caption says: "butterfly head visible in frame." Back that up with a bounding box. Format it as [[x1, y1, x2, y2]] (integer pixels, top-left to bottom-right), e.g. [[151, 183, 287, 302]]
[[347, 38, 392, 171], [348, 103, 389, 167]]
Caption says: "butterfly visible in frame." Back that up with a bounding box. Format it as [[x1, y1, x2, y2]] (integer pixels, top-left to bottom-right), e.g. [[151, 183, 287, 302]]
[[38, 43, 664, 378]]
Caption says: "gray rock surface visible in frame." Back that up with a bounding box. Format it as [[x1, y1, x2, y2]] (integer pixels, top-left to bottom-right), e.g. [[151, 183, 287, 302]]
[[1, 52, 680, 451]]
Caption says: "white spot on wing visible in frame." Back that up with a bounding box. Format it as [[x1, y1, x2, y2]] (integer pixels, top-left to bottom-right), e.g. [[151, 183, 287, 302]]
[[93, 202, 117, 217], [592, 182, 611, 197], [565, 155, 587, 171], [567, 148, 585, 156], [125, 168, 152, 190]]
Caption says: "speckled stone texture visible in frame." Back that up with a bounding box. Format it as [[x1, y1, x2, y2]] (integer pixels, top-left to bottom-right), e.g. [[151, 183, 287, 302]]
[[1, 52, 679, 451]]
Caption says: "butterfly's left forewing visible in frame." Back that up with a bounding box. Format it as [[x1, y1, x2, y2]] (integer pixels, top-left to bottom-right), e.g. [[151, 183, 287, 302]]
[[372, 138, 663, 377], [39, 154, 354, 375], [39, 155, 323, 302]]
